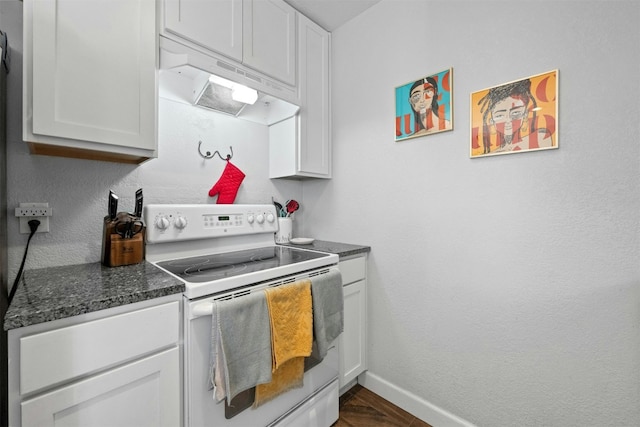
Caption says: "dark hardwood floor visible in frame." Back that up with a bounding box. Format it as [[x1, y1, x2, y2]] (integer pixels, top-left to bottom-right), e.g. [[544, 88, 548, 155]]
[[333, 384, 433, 427]]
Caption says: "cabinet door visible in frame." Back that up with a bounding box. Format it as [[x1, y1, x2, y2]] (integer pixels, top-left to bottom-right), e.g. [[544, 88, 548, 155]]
[[29, 0, 156, 152], [163, 0, 243, 62], [21, 347, 180, 427], [243, 0, 296, 85], [340, 280, 367, 388], [297, 15, 331, 177]]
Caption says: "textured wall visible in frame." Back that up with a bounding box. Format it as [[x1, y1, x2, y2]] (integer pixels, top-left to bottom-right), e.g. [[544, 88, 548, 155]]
[[303, 1, 640, 426]]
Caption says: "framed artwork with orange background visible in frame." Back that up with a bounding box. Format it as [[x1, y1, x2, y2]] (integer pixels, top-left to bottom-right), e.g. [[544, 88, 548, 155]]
[[395, 68, 453, 141], [470, 70, 558, 157]]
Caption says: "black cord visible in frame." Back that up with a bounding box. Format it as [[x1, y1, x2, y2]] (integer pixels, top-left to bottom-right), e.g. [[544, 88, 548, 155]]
[[8, 219, 40, 305]]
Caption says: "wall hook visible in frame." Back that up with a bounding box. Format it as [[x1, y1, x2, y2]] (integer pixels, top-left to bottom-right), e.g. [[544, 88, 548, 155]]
[[198, 141, 233, 161]]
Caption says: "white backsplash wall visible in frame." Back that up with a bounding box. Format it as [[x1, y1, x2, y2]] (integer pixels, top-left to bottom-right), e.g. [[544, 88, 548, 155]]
[[3, 0, 302, 281], [303, 1, 640, 426]]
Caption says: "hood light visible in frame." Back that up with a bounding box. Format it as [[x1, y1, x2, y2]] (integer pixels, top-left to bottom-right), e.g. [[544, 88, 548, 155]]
[[231, 85, 258, 105]]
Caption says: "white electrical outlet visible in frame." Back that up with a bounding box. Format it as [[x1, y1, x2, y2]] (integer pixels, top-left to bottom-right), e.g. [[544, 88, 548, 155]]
[[15, 202, 52, 233]]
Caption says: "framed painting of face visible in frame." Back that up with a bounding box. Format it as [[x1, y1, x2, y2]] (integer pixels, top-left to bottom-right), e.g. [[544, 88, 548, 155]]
[[395, 68, 453, 141], [470, 70, 558, 157]]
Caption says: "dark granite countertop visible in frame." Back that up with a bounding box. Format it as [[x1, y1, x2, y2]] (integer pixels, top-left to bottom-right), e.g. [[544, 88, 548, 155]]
[[3, 261, 185, 331], [280, 240, 371, 258], [4, 241, 367, 331]]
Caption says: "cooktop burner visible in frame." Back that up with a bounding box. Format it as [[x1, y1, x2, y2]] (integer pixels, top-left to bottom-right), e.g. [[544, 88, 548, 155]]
[[156, 246, 329, 283]]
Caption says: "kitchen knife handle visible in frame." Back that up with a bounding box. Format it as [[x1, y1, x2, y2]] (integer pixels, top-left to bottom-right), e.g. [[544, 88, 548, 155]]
[[134, 188, 143, 218], [109, 191, 118, 221]]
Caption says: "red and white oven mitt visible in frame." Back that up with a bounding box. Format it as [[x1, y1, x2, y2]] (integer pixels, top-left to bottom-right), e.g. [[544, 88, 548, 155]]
[[208, 161, 245, 204]]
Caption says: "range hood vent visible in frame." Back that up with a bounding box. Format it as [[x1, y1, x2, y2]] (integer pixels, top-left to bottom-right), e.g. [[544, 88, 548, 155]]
[[195, 82, 247, 117]]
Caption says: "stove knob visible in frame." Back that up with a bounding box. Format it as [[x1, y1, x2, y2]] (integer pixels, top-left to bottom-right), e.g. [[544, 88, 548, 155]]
[[155, 216, 170, 230], [266, 212, 275, 223], [256, 214, 265, 224], [247, 214, 255, 224], [174, 216, 188, 229]]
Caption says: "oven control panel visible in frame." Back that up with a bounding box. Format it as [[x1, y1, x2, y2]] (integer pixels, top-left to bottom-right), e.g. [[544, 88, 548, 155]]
[[202, 213, 244, 229], [144, 204, 279, 243]]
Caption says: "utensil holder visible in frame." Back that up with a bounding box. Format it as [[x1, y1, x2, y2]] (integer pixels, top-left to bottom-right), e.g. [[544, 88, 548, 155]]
[[275, 217, 292, 244], [101, 215, 146, 267]]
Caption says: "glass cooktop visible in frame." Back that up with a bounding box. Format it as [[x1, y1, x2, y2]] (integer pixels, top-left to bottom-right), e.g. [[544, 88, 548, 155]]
[[156, 245, 329, 283]]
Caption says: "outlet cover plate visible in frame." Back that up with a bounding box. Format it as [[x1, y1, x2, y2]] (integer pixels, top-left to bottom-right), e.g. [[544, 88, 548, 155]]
[[16, 203, 51, 233]]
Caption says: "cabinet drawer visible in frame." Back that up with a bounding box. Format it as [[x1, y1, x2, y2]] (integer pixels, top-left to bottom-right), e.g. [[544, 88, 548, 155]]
[[20, 301, 180, 395], [21, 347, 180, 427], [339, 256, 366, 286]]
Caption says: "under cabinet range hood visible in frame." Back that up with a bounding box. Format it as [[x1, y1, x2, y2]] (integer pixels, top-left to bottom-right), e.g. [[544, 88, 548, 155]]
[[159, 36, 300, 125]]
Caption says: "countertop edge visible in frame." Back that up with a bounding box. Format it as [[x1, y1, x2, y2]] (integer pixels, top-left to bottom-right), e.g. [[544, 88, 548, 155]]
[[279, 240, 371, 258], [3, 286, 185, 330], [3, 261, 185, 331]]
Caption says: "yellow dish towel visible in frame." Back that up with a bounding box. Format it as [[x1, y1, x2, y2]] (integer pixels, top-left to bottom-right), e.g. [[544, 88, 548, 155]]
[[254, 357, 305, 407], [255, 280, 313, 406]]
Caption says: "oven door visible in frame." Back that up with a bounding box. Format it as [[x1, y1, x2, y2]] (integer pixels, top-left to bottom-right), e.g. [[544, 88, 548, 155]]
[[184, 296, 339, 427]]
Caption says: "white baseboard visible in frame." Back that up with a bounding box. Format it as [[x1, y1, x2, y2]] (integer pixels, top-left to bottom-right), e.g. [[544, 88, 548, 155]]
[[358, 372, 476, 427]]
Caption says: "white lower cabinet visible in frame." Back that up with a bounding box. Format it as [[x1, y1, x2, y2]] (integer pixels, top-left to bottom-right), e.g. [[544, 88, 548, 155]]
[[338, 255, 368, 391], [8, 296, 182, 427], [21, 347, 180, 427]]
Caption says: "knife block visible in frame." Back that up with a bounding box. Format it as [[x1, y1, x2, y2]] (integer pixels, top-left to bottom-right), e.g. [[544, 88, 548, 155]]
[[101, 216, 145, 267]]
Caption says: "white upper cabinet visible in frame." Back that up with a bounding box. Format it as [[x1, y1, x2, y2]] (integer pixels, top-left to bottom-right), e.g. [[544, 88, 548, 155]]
[[162, 0, 296, 86], [163, 0, 243, 63], [242, 0, 296, 86], [269, 14, 331, 179], [23, 0, 157, 164], [297, 14, 331, 177]]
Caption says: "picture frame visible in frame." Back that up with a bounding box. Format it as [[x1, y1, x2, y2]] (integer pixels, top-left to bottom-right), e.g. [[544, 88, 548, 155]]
[[395, 68, 453, 141], [470, 69, 558, 158]]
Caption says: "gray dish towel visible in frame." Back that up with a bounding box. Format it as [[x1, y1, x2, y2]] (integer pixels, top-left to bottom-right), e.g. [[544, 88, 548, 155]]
[[310, 268, 344, 360], [209, 291, 273, 403]]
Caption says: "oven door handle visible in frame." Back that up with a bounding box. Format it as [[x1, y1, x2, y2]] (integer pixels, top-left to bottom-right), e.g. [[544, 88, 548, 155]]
[[192, 302, 214, 318]]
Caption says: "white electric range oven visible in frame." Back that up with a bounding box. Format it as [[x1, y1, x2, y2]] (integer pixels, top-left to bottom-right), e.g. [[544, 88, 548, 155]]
[[144, 204, 340, 427]]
